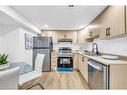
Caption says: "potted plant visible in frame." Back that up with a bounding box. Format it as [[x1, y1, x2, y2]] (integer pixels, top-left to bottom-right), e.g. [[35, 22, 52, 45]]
[[0, 54, 8, 70]]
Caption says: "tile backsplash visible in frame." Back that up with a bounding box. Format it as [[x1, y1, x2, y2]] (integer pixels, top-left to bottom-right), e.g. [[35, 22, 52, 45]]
[[86, 36, 127, 56], [53, 36, 127, 56], [53, 43, 88, 52]]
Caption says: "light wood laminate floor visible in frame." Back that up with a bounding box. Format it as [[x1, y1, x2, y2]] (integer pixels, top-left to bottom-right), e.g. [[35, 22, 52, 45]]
[[30, 70, 89, 90]]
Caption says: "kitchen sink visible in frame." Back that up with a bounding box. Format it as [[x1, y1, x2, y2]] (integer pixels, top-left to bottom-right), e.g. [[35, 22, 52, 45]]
[[101, 55, 119, 60], [83, 51, 97, 56]]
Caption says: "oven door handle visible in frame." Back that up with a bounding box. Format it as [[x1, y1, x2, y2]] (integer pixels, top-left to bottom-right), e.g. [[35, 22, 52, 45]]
[[88, 61, 102, 71]]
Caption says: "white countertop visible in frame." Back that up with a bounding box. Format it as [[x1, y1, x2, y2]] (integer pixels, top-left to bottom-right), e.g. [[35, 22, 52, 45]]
[[74, 52, 127, 65]]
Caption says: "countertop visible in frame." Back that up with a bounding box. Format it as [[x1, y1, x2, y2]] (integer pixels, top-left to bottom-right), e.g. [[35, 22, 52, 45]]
[[74, 52, 127, 66]]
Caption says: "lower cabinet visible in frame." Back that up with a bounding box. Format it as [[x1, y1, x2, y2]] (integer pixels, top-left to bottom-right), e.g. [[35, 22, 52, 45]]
[[78, 54, 88, 82], [51, 52, 57, 70], [109, 64, 127, 89], [76, 53, 127, 89], [73, 53, 78, 70]]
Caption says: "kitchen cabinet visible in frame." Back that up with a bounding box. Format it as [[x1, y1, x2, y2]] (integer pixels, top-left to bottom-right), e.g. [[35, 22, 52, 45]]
[[77, 29, 87, 43], [51, 51, 57, 70], [99, 6, 125, 39], [41, 30, 53, 37], [41, 30, 77, 43], [109, 64, 127, 89], [73, 53, 78, 70], [52, 31, 59, 43], [85, 18, 100, 40], [78, 54, 88, 82], [41, 31, 59, 43], [77, 18, 100, 43], [58, 31, 77, 43]]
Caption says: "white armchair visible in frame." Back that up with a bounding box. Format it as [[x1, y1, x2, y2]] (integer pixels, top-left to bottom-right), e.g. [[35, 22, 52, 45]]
[[19, 53, 45, 89], [0, 67, 20, 89]]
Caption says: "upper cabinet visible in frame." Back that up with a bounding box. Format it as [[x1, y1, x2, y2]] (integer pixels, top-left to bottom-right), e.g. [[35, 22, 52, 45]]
[[41, 30, 59, 43], [77, 28, 87, 43], [85, 18, 100, 41], [41, 30, 77, 43], [99, 6, 125, 39], [57, 31, 77, 43], [77, 17, 100, 43]]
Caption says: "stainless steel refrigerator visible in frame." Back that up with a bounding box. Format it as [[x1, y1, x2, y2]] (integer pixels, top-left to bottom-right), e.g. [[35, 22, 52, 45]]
[[33, 37, 53, 72]]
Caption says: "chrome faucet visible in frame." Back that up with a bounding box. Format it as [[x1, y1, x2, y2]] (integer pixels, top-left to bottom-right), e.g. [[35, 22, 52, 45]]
[[92, 43, 99, 55]]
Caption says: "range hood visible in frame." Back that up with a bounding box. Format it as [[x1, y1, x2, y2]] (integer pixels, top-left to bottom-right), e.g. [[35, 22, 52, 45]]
[[58, 38, 72, 43]]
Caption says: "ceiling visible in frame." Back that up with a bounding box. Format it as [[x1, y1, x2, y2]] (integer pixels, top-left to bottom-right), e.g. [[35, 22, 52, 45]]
[[0, 11, 20, 25], [11, 6, 106, 30], [0, 10, 39, 34]]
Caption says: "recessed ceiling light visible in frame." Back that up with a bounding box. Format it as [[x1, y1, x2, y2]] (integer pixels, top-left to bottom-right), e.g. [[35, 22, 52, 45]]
[[44, 25, 48, 28], [68, 5, 74, 8]]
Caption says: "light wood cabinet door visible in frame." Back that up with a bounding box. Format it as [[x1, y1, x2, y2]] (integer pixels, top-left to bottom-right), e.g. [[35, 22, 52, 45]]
[[58, 31, 77, 43], [80, 56, 88, 82], [41, 31, 77, 43], [86, 18, 100, 39], [73, 53, 78, 70], [52, 31, 59, 43], [110, 64, 127, 89], [51, 52, 57, 70], [66, 31, 77, 44], [78, 54, 88, 82], [99, 6, 125, 38], [83, 56, 88, 82], [41, 31, 53, 37], [78, 54, 82, 71], [41, 31, 59, 43], [72, 31, 78, 43], [77, 29, 87, 43]]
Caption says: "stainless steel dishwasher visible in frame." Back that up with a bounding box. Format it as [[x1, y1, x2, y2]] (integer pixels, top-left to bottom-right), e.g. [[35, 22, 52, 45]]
[[87, 59, 109, 89]]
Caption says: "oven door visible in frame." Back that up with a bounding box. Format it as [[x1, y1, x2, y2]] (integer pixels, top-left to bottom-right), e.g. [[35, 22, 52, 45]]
[[88, 59, 109, 89], [57, 57, 73, 68]]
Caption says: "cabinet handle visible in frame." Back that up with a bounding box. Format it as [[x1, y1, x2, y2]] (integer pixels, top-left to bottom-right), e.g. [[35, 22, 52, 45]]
[[82, 57, 84, 62], [106, 29, 108, 36], [90, 31, 92, 36], [107, 28, 111, 36], [106, 28, 111, 36]]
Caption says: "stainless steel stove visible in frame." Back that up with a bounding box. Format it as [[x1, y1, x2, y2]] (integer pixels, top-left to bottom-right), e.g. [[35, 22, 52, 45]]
[[57, 47, 73, 68], [57, 47, 73, 57], [57, 53, 73, 57]]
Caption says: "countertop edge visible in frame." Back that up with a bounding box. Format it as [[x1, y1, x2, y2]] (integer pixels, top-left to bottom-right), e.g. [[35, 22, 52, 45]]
[[73, 52, 127, 65]]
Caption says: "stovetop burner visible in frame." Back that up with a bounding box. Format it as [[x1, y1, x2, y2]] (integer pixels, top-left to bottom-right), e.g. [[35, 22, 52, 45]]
[[57, 47, 73, 57], [57, 53, 73, 57]]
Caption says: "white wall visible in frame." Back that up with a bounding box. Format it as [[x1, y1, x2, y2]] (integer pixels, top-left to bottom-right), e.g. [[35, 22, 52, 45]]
[[1, 28, 19, 62], [0, 25, 19, 55], [18, 28, 35, 66], [86, 36, 127, 56], [0, 25, 35, 66], [0, 6, 40, 34]]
